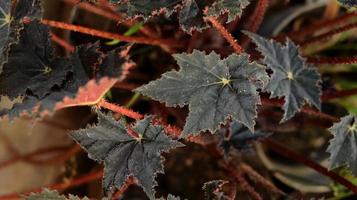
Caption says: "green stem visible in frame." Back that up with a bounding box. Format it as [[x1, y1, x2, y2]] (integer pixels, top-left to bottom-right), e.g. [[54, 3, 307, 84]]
[[125, 92, 141, 108], [106, 22, 144, 45]]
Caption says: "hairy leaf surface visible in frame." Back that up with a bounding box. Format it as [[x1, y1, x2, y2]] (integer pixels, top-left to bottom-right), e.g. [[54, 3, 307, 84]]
[[327, 114, 357, 175], [25, 188, 89, 200], [245, 31, 321, 122], [219, 122, 267, 155], [71, 112, 183, 199], [136, 50, 268, 136]]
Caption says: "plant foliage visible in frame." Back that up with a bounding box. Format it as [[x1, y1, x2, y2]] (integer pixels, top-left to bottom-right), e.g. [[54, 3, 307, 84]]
[[0, 0, 356, 199], [71, 111, 183, 199], [136, 50, 268, 136], [245, 31, 322, 122], [112, 0, 250, 33], [0, 21, 133, 119], [327, 114, 357, 175]]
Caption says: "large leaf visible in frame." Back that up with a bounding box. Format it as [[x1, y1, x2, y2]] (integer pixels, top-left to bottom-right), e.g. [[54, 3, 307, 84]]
[[0, 21, 70, 99], [25, 188, 89, 200], [0, 37, 133, 120], [245, 31, 322, 122], [71, 111, 183, 199], [219, 122, 267, 156], [327, 114, 357, 176], [136, 50, 268, 136], [338, 0, 357, 8]]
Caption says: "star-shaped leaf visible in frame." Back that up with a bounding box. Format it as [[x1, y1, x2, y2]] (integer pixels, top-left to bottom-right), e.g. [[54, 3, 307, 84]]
[[245, 31, 322, 122], [219, 122, 267, 156], [338, 0, 357, 8], [136, 50, 268, 136], [25, 188, 89, 200], [71, 111, 183, 199], [327, 114, 357, 176], [0, 21, 70, 99]]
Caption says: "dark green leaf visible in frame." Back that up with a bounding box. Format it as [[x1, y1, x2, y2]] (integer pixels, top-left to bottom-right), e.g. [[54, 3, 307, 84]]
[[0, 21, 70, 99], [0, 41, 130, 120], [0, 0, 42, 66], [245, 31, 322, 122], [327, 114, 357, 176], [136, 50, 268, 136], [71, 112, 183, 199]]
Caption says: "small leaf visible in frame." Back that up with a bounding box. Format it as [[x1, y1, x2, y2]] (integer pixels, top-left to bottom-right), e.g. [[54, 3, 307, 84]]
[[71, 111, 183, 199], [202, 180, 230, 200], [245, 31, 322, 122], [327, 114, 357, 176], [206, 0, 250, 23], [219, 122, 267, 156], [24, 188, 89, 200], [338, 0, 357, 8], [136, 50, 268, 136]]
